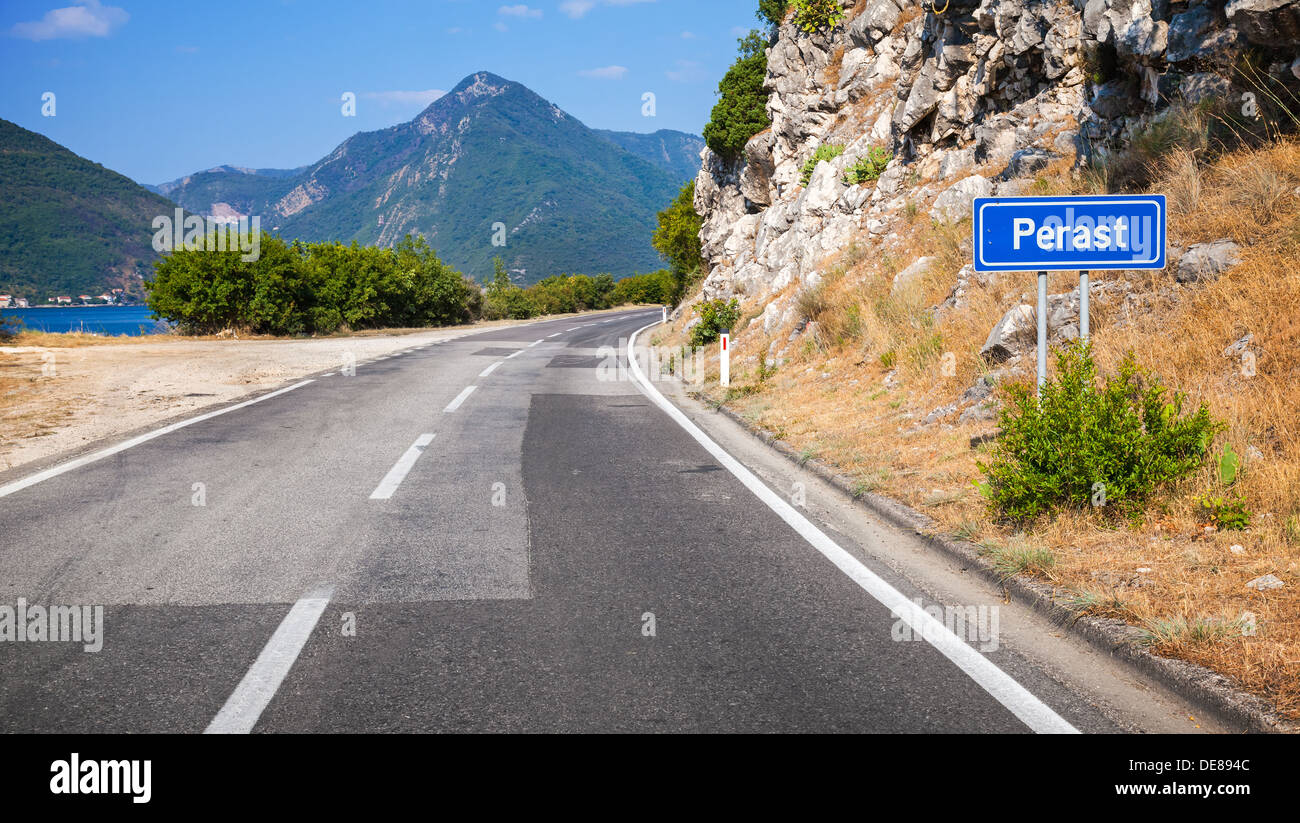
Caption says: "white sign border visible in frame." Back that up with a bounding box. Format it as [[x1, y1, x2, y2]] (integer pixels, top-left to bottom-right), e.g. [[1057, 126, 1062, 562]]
[[974, 196, 1166, 271]]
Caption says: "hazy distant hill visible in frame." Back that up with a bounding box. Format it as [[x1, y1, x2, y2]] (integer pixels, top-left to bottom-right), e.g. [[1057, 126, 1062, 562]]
[[0, 118, 175, 301], [595, 129, 704, 183], [153, 73, 695, 284], [145, 165, 305, 223]]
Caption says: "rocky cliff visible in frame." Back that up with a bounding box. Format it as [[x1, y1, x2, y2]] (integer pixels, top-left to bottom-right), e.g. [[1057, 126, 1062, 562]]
[[692, 0, 1300, 357]]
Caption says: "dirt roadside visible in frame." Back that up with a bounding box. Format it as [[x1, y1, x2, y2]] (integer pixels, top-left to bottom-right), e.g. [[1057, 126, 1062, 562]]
[[0, 312, 602, 474]]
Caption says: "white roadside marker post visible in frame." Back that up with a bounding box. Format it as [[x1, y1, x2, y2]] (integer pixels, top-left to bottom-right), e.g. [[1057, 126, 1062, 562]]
[[662, 305, 668, 323], [1079, 270, 1090, 341], [1037, 271, 1048, 397], [720, 329, 731, 388]]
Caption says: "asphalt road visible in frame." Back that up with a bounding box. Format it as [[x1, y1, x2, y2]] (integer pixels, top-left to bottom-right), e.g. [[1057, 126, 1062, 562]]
[[0, 308, 1201, 733]]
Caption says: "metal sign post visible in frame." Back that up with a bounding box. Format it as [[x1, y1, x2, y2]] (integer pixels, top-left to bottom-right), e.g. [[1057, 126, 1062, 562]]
[[1037, 271, 1048, 394], [973, 195, 1166, 396], [1079, 270, 1090, 341]]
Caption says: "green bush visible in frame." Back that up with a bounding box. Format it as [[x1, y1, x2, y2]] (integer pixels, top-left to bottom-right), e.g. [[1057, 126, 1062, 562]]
[[843, 147, 892, 184], [147, 233, 479, 335], [1197, 495, 1252, 531], [800, 143, 844, 185], [690, 297, 741, 348], [978, 343, 1222, 523], [527, 273, 615, 315], [702, 31, 771, 161], [611, 270, 676, 305], [482, 257, 540, 320], [791, 0, 845, 33]]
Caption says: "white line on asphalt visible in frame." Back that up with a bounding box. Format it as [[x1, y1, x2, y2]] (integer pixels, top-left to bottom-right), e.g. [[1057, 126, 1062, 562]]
[[506, 350, 525, 359], [547, 333, 562, 338], [479, 362, 501, 378], [444, 386, 477, 413], [369, 434, 436, 500], [0, 380, 315, 500], [626, 323, 1079, 735], [204, 585, 335, 734], [528, 340, 543, 347], [567, 327, 581, 331]]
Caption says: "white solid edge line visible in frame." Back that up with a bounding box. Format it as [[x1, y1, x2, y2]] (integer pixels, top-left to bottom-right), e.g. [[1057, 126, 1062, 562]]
[[204, 586, 335, 734], [625, 322, 1079, 735], [479, 362, 501, 378], [0, 380, 315, 500], [369, 433, 436, 500], [444, 386, 477, 413]]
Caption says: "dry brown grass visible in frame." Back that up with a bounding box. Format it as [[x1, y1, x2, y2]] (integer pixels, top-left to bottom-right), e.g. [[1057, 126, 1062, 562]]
[[678, 137, 1300, 718]]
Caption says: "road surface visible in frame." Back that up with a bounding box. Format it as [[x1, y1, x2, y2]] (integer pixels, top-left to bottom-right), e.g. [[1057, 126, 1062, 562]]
[[0, 308, 1222, 733]]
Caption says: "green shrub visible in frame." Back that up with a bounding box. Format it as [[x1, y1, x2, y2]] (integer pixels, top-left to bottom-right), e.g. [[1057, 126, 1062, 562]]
[[1196, 495, 1252, 531], [978, 343, 1222, 523], [843, 147, 892, 184], [527, 273, 615, 315], [800, 143, 845, 185], [690, 297, 741, 348], [611, 270, 676, 305], [482, 257, 540, 320], [791, 0, 845, 33], [702, 31, 771, 161], [148, 233, 479, 335]]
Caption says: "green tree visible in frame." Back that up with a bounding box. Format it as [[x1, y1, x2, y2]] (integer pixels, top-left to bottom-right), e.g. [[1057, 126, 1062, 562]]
[[702, 30, 771, 161], [757, 0, 789, 29], [651, 181, 704, 304]]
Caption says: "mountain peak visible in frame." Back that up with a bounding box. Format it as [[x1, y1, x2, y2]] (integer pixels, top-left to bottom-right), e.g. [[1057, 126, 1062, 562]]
[[449, 71, 517, 102]]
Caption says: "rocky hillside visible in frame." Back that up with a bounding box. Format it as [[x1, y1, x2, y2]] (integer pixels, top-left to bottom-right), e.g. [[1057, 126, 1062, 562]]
[[693, 0, 1300, 358], [679, 0, 1300, 720]]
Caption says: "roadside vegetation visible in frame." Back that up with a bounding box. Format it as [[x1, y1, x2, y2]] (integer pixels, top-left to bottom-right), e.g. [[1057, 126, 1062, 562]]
[[482, 258, 675, 321], [146, 236, 670, 336], [979, 343, 1221, 524], [651, 181, 705, 304]]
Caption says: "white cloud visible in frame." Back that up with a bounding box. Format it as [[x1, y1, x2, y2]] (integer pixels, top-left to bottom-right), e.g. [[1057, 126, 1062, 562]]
[[498, 4, 542, 17], [578, 65, 628, 80], [361, 89, 447, 108], [561, 0, 655, 20], [665, 59, 704, 83], [11, 0, 128, 41], [559, 0, 595, 17], [680, 31, 696, 39]]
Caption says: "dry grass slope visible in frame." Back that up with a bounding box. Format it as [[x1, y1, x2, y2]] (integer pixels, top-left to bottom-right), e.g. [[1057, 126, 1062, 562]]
[[670, 136, 1300, 718]]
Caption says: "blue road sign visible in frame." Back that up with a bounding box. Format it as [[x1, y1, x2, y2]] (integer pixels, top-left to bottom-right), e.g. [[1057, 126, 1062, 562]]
[[972, 195, 1166, 272]]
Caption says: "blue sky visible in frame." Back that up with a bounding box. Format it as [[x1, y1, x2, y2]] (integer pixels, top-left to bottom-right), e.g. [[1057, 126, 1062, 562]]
[[1, 0, 760, 185]]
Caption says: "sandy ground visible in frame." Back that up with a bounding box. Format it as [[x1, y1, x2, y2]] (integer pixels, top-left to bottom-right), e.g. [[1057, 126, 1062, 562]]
[[0, 314, 578, 474]]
